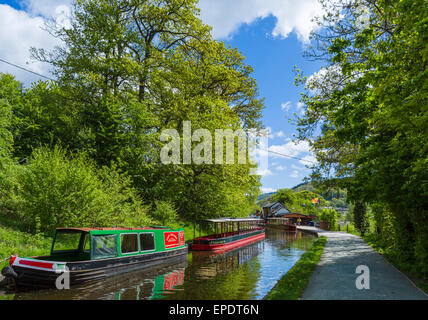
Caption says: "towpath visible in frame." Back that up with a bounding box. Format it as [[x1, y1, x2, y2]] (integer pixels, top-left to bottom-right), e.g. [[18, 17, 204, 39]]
[[297, 226, 428, 300]]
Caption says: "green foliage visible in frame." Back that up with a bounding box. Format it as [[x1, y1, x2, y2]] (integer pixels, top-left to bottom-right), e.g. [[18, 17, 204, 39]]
[[0, 226, 52, 269], [319, 208, 338, 231], [0, 73, 21, 168], [264, 237, 327, 300], [23, 0, 264, 223], [295, 0, 428, 274], [150, 201, 179, 227], [1, 0, 264, 256], [258, 187, 328, 216], [4, 147, 151, 234], [352, 201, 368, 235], [273, 189, 296, 207]]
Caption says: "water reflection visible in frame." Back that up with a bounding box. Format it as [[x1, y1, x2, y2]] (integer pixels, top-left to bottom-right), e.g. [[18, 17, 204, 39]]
[[13, 260, 188, 300], [11, 230, 315, 300]]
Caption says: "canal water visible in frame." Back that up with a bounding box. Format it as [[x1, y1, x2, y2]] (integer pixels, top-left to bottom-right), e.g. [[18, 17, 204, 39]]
[[8, 230, 315, 300]]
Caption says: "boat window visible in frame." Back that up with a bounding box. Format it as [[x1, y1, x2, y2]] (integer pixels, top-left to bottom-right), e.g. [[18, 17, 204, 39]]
[[140, 233, 155, 252], [92, 235, 118, 259], [52, 230, 83, 253], [83, 234, 91, 252], [121, 234, 139, 254]]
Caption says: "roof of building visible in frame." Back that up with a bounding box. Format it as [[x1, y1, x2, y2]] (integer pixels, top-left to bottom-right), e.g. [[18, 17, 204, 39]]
[[263, 202, 282, 208]]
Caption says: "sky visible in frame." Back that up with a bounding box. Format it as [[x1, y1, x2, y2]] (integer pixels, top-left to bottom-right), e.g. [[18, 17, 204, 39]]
[[0, 0, 325, 194]]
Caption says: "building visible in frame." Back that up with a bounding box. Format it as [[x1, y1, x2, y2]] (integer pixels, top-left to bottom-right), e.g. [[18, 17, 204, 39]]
[[262, 202, 290, 218], [280, 213, 317, 226]]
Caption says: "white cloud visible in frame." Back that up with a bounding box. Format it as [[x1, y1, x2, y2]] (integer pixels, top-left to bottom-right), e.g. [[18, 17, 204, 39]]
[[290, 170, 300, 178], [23, 0, 72, 19], [268, 140, 317, 167], [299, 154, 318, 166], [275, 165, 286, 172], [257, 168, 274, 177], [292, 164, 303, 170], [0, 4, 63, 85], [276, 131, 285, 138], [261, 187, 277, 194], [296, 102, 305, 115], [198, 0, 324, 42], [269, 140, 311, 158], [281, 101, 292, 112]]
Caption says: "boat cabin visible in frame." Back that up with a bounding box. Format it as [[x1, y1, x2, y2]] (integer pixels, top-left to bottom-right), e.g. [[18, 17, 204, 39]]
[[191, 218, 265, 252], [46, 227, 186, 262], [4, 226, 188, 289]]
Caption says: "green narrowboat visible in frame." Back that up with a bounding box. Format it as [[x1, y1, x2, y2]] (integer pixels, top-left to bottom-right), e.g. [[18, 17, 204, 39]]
[[1, 226, 187, 289]]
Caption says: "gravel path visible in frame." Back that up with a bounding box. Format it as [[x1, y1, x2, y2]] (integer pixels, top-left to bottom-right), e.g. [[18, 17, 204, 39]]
[[297, 227, 428, 300]]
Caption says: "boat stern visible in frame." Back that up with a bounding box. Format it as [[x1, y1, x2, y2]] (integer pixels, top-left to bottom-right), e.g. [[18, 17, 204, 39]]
[[2, 256, 68, 289]]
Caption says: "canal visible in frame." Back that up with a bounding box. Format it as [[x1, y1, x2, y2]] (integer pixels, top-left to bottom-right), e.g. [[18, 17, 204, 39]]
[[10, 229, 315, 300]]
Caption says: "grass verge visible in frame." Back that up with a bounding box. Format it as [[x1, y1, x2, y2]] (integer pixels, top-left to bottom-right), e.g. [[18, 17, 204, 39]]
[[264, 236, 327, 300]]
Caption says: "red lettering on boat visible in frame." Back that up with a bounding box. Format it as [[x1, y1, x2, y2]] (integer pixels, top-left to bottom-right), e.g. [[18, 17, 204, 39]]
[[179, 231, 185, 245], [164, 232, 180, 248]]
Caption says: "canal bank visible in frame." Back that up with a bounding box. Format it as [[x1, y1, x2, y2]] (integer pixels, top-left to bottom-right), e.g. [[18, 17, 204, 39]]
[[297, 227, 428, 300]]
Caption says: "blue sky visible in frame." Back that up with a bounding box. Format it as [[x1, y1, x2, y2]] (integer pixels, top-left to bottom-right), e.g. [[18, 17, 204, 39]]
[[0, 0, 325, 193], [223, 18, 323, 192]]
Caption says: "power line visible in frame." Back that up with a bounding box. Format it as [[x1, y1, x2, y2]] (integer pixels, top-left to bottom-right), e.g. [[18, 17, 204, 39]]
[[0, 58, 55, 81], [264, 149, 317, 165], [0, 57, 318, 166]]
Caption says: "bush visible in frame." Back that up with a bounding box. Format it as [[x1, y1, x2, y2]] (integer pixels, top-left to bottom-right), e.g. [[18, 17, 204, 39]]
[[4, 146, 152, 234], [319, 208, 338, 231], [149, 200, 178, 227], [0, 226, 52, 269]]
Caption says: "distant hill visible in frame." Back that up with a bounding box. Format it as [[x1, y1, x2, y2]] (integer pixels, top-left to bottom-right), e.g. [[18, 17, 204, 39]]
[[257, 192, 277, 201], [292, 182, 315, 193], [258, 182, 350, 210], [257, 182, 313, 201]]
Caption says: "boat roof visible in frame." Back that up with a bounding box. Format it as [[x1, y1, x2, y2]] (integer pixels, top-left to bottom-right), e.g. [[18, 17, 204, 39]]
[[270, 214, 317, 219], [56, 227, 165, 232]]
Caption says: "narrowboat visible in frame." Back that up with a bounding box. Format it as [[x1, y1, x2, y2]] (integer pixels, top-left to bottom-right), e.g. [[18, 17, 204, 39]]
[[191, 218, 265, 252], [265, 218, 297, 231], [1, 226, 187, 289]]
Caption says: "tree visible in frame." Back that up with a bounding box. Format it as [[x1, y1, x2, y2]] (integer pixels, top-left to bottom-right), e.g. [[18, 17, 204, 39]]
[[0, 73, 21, 168], [150, 200, 178, 226], [12, 146, 151, 234], [273, 189, 296, 208], [319, 208, 338, 231], [353, 201, 367, 236], [27, 0, 264, 222], [295, 0, 428, 272]]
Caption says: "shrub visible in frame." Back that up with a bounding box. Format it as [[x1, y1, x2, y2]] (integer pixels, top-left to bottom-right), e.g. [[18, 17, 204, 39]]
[[319, 208, 338, 231], [6, 146, 152, 234], [149, 200, 178, 227]]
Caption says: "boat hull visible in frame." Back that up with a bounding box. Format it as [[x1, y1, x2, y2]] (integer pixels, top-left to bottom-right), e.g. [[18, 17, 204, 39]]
[[10, 246, 188, 290], [191, 230, 265, 252]]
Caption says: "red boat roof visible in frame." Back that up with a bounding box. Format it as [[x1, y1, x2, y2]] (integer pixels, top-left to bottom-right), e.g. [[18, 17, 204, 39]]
[[56, 227, 162, 232], [270, 214, 317, 219]]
